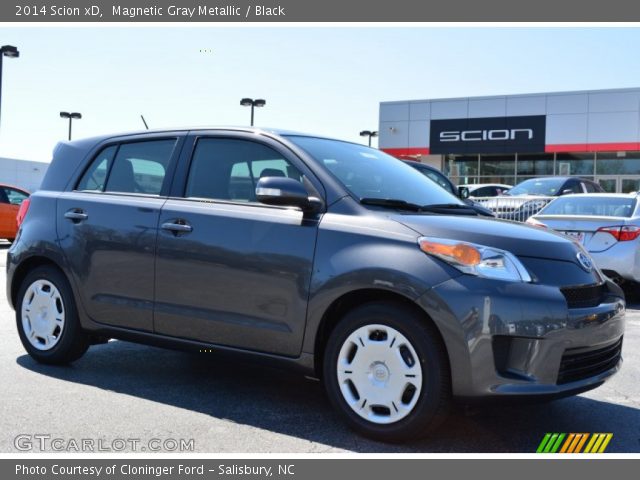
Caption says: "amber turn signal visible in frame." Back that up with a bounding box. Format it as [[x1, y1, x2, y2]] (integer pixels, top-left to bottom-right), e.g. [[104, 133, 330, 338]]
[[419, 239, 482, 266]]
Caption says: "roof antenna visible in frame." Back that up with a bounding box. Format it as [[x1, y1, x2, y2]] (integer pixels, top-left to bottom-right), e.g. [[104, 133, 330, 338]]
[[140, 115, 149, 130]]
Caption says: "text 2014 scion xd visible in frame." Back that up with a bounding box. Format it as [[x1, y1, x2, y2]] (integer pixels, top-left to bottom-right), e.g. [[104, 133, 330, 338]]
[[7, 128, 625, 442]]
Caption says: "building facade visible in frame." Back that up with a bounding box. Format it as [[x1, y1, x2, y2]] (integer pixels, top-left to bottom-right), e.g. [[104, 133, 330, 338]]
[[379, 87, 640, 193], [0, 157, 48, 192]]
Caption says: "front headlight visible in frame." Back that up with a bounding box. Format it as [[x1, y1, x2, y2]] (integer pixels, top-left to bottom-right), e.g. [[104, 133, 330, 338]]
[[418, 236, 532, 282]]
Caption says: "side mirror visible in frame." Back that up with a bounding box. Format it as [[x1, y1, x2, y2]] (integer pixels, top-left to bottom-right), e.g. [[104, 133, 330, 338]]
[[256, 177, 321, 212], [458, 186, 470, 199]]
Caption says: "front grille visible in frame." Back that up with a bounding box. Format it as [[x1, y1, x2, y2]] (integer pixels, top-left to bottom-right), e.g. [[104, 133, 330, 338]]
[[557, 337, 623, 385], [560, 284, 606, 309]]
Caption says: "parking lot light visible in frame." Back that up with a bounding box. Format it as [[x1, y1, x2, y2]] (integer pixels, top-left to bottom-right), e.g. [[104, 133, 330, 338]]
[[359, 130, 378, 147], [0, 45, 20, 134], [240, 98, 266, 126], [60, 111, 82, 141]]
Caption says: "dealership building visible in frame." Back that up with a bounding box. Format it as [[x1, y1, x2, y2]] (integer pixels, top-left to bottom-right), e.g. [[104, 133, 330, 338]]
[[379, 87, 640, 193]]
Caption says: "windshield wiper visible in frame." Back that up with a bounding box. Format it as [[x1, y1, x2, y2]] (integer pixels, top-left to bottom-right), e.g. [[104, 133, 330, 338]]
[[360, 198, 478, 215], [419, 203, 479, 215], [360, 198, 423, 211]]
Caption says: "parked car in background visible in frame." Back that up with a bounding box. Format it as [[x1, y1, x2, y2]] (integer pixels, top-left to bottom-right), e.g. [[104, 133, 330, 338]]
[[0, 184, 29, 242], [528, 193, 640, 286], [7, 128, 625, 442], [479, 177, 604, 222], [402, 161, 494, 216], [460, 183, 512, 199]]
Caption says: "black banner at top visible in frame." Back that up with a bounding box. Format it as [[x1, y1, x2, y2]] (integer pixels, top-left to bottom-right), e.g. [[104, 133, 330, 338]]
[[2, 0, 640, 22]]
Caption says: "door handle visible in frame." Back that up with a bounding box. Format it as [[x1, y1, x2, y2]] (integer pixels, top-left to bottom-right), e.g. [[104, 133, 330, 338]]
[[161, 221, 193, 234], [64, 209, 88, 222]]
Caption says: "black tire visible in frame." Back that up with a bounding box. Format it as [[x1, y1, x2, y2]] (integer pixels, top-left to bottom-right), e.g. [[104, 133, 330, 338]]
[[16, 265, 90, 364], [323, 302, 451, 442]]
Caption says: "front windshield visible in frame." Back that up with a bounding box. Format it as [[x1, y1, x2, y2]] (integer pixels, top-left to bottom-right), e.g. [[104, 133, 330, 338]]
[[286, 136, 462, 207], [508, 178, 564, 196]]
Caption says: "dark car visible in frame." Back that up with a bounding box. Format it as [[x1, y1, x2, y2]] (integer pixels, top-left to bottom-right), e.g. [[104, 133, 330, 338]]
[[7, 128, 625, 442], [402, 161, 494, 217], [481, 177, 605, 222]]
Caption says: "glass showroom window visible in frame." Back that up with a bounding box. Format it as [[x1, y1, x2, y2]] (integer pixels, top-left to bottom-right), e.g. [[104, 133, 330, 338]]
[[556, 153, 595, 178], [445, 154, 479, 185], [596, 151, 640, 175], [517, 153, 555, 177]]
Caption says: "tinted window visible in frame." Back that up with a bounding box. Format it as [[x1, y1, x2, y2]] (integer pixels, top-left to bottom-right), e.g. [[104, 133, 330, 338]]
[[1, 187, 28, 205], [472, 186, 494, 197], [288, 136, 462, 207], [508, 178, 565, 196], [185, 138, 302, 202], [77, 145, 117, 191], [105, 140, 176, 195], [564, 180, 583, 194], [541, 196, 636, 217]]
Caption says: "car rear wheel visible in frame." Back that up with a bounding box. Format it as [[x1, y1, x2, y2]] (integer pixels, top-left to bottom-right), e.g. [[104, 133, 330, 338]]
[[323, 302, 450, 442], [16, 266, 89, 364]]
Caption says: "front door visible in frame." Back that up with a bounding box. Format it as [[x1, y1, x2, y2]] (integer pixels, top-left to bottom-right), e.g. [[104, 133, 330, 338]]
[[57, 136, 182, 332], [154, 135, 321, 356]]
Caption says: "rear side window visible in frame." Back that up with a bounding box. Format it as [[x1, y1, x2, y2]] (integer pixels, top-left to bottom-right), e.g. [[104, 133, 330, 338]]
[[77, 139, 177, 195], [185, 138, 302, 202]]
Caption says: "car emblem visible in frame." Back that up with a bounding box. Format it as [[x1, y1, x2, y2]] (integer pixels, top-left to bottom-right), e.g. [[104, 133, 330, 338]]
[[576, 252, 593, 272]]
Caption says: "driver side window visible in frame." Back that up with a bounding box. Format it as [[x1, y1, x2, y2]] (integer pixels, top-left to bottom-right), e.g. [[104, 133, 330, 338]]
[[185, 138, 302, 203]]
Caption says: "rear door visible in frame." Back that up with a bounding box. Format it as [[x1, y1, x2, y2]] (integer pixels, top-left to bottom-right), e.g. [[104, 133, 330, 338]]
[[57, 133, 185, 331], [153, 133, 322, 356]]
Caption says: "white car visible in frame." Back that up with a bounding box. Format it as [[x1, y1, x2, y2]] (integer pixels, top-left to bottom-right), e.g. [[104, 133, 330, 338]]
[[527, 193, 640, 284]]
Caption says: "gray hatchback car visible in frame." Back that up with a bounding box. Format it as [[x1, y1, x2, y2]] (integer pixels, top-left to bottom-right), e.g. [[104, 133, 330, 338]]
[[7, 128, 625, 442]]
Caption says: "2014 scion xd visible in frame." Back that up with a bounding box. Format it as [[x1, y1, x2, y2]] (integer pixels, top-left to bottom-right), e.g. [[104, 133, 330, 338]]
[[7, 128, 625, 442]]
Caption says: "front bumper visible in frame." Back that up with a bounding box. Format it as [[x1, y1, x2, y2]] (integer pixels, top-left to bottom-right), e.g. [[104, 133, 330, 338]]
[[417, 275, 625, 399]]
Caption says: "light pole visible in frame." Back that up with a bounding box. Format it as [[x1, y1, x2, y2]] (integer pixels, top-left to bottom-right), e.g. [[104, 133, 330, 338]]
[[0, 45, 20, 134], [360, 130, 378, 147], [60, 111, 82, 141], [240, 98, 266, 126]]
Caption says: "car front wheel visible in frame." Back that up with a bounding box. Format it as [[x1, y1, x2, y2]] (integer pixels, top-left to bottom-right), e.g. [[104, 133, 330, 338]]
[[323, 302, 450, 442]]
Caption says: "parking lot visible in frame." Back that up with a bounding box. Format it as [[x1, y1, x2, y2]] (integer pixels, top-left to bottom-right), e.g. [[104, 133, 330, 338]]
[[0, 242, 638, 454]]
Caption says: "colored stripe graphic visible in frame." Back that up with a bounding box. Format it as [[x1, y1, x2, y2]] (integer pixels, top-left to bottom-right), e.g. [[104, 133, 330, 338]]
[[538, 433, 612, 453]]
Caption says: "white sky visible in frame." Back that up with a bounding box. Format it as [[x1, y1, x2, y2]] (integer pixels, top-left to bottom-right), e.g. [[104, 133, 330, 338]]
[[1, 26, 640, 162]]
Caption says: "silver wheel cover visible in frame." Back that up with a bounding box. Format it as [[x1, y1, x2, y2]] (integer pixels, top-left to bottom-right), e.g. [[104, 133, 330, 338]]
[[21, 279, 65, 351], [336, 324, 423, 424]]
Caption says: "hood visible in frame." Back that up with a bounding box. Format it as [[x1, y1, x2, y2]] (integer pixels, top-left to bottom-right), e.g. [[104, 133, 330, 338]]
[[393, 214, 581, 261]]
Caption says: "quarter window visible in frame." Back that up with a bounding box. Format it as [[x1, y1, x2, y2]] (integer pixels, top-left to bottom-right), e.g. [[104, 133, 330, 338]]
[[77, 145, 117, 192]]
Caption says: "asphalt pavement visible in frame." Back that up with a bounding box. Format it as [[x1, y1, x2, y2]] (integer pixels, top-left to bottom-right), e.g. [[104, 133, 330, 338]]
[[1, 242, 638, 453]]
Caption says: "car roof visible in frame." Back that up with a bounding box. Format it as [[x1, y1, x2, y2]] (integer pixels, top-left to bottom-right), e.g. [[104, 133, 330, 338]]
[[461, 183, 512, 188], [518, 176, 592, 183], [547, 192, 638, 199], [59, 126, 342, 150]]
